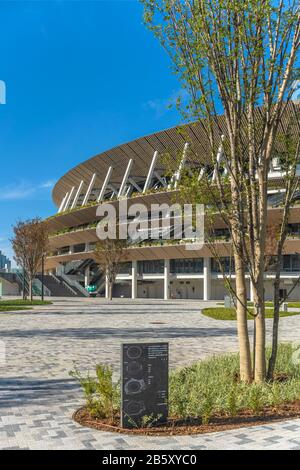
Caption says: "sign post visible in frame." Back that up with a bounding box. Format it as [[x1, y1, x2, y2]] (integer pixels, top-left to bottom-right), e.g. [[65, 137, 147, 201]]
[[121, 342, 168, 429]]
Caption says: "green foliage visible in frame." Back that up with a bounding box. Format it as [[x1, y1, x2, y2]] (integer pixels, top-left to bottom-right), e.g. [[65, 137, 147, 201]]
[[226, 384, 239, 417], [169, 344, 300, 423], [248, 385, 264, 413], [140, 413, 163, 428], [70, 364, 120, 421]]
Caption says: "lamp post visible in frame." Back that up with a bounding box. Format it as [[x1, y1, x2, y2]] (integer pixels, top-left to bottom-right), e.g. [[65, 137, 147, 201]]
[[41, 254, 45, 302]]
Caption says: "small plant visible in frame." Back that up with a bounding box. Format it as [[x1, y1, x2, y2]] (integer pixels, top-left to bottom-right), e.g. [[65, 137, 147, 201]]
[[141, 413, 163, 428], [70, 364, 120, 422], [248, 385, 264, 414], [226, 384, 238, 417], [199, 394, 214, 425]]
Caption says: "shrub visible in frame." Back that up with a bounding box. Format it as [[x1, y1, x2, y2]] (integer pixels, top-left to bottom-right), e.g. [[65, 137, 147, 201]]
[[70, 364, 120, 422]]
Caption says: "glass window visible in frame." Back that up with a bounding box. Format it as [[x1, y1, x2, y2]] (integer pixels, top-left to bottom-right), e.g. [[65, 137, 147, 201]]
[[118, 262, 132, 274], [170, 258, 204, 274], [211, 257, 235, 273], [138, 260, 164, 274]]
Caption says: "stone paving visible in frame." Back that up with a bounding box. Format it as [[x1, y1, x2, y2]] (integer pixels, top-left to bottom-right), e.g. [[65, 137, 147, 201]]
[[0, 298, 300, 450]]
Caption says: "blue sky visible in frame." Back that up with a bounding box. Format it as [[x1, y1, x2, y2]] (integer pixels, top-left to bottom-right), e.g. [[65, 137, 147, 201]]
[[0, 0, 182, 265]]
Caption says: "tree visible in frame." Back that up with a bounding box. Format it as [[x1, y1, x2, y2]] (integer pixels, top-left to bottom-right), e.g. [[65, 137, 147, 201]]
[[11, 218, 49, 301], [142, 0, 300, 382], [94, 239, 127, 301], [266, 139, 300, 379]]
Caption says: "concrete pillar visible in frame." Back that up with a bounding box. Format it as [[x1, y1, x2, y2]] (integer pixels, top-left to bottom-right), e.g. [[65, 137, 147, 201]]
[[118, 159, 133, 198], [58, 193, 68, 213], [250, 279, 254, 302], [132, 260, 137, 299], [105, 272, 109, 299], [164, 259, 170, 300], [203, 257, 211, 301], [71, 181, 84, 209], [64, 187, 75, 211], [69, 246, 74, 255], [82, 173, 97, 207], [85, 266, 90, 287]]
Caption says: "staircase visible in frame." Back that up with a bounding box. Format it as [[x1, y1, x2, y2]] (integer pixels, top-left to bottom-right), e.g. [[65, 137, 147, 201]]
[[15, 271, 40, 297], [90, 268, 105, 295], [65, 259, 92, 275], [35, 274, 84, 297]]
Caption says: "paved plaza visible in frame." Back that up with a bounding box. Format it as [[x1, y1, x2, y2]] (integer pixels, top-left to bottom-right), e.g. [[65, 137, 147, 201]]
[[0, 298, 300, 450]]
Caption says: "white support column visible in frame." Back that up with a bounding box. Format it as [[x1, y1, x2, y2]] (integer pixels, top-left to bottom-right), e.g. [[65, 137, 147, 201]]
[[212, 135, 225, 182], [203, 257, 211, 301], [105, 272, 109, 299], [118, 159, 133, 198], [250, 280, 254, 302], [64, 186, 75, 211], [58, 193, 68, 213], [97, 166, 113, 202], [143, 151, 159, 193], [71, 181, 84, 209], [85, 266, 90, 288], [132, 260, 138, 299], [60, 192, 69, 212], [198, 167, 205, 181], [82, 173, 97, 206], [69, 245, 74, 255], [173, 142, 189, 189], [164, 259, 170, 300]]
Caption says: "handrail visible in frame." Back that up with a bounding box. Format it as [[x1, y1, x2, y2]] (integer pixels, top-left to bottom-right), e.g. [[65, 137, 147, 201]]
[[50, 273, 78, 296], [60, 273, 89, 297], [32, 278, 51, 297]]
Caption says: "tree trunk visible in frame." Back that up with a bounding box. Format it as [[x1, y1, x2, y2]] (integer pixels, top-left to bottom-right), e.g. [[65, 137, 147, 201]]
[[29, 278, 33, 302], [267, 278, 281, 380], [253, 279, 266, 383], [234, 254, 252, 383], [109, 282, 113, 301]]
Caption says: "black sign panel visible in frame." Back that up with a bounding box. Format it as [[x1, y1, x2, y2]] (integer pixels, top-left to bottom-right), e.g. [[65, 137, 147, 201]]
[[121, 342, 168, 429]]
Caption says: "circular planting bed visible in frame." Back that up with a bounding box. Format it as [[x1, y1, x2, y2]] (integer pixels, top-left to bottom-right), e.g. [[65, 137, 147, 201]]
[[73, 401, 300, 436]]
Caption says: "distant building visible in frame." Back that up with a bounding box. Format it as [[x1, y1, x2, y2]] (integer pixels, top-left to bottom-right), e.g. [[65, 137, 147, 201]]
[[0, 251, 12, 272], [45, 105, 300, 301]]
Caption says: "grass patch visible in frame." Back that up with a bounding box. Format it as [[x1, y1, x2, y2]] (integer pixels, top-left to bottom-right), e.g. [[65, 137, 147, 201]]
[[217, 301, 300, 308], [169, 343, 300, 422], [287, 302, 300, 308], [0, 306, 31, 312], [202, 307, 300, 320], [0, 299, 52, 306]]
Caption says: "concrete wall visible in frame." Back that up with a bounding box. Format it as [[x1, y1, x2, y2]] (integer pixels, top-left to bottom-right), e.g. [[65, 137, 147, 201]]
[[113, 282, 131, 298], [137, 281, 164, 299], [170, 279, 203, 299], [0, 278, 20, 296]]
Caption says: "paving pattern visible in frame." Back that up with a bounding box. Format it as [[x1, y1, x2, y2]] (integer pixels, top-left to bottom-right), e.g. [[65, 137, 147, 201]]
[[0, 298, 300, 450]]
